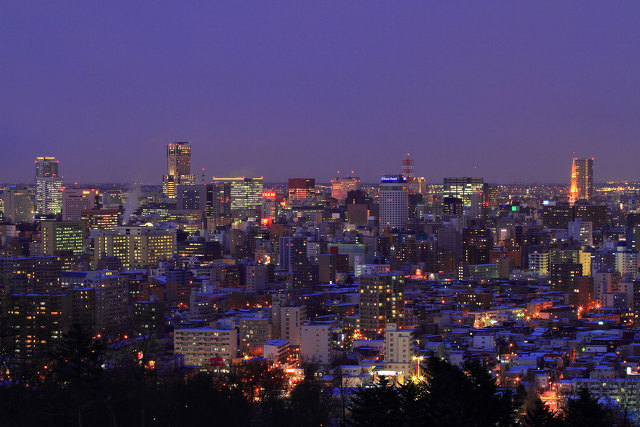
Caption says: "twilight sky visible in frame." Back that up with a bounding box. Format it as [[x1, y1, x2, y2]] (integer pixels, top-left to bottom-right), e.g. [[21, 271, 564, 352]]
[[1, 1, 639, 184]]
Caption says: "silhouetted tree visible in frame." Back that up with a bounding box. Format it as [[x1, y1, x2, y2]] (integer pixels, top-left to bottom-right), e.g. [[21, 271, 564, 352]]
[[347, 376, 403, 427], [522, 397, 562, 427], [287, 365, 330, 427], [562, 388, 611, 427]]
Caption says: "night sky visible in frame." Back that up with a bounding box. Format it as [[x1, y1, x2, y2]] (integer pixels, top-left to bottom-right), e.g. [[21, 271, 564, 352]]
[[2, 1, 639, 184]]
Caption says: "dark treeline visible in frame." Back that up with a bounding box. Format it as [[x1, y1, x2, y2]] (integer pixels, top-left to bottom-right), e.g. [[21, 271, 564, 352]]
[[0, 327, 630, 426], [347, 356, 623, 427]]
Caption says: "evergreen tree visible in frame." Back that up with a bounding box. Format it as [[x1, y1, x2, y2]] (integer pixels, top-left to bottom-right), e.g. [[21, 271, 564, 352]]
[[562, 388, 611, 427], [347, 376, 403, 427], [287, 365, 330, 427], [522, 397, 562, 427]]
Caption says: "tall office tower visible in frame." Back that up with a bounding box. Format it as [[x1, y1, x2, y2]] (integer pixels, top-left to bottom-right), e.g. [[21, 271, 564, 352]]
[[575, 158, 594, 201], [61, 188, 101, 220], [378, 175, 408, 233], [211, 177, 263, 218], [35, 156, 59, 178], [442, 177, 485, 207], [331, 175, 361, 203], [288, 178, 315, 203], [81, 208, 121, 231], [359, 273, 405, 337], [176, 184, 207, 211], [35, 156, 63, 215], [162, 142, 195, 199], [205, 182, 232, 223], [3, 185, 33, 223], [41, 220, 85, 255], [570, 157, 593, 204]]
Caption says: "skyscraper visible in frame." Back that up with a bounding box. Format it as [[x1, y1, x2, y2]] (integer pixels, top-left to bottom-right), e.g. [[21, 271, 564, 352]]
[[35, 156, 63, 215], [162, 142, 195, 199], [570, 158, 594, 203], [378, 175, 408, 233], [35, 156, 59, 178]]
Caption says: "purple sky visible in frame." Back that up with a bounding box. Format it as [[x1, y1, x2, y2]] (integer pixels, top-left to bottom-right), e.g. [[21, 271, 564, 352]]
[[2, 1, 639, 184]]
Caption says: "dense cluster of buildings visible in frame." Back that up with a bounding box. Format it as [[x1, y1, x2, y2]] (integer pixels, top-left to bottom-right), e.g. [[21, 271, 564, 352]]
[[2, 144, 640, 416]]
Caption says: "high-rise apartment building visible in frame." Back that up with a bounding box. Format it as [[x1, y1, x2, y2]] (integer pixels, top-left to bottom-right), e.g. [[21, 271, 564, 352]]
[[174, 326, 237, 367], [35, 156, 63, 215], [550, 262, 582, 293], [93, 226, 176, 269], [239, 314, 272, 356], [70, 272, 129, 336], [162, 142, 195, 199], [359, 273, 405, 337], [279, 236, 308, 272], [288, 178, 315, 203], [384, 322, 414, 376], [378, 175, 408, 232], [570, 158, 594, 203], [6, 292, 71, 358], [300, 323, 332, 365]]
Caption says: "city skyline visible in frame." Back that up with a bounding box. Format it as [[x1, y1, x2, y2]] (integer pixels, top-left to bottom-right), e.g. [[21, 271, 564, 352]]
[[4, 3, 640, 424], [0, 148, 629, 187], [2, 2, 640, 184]]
